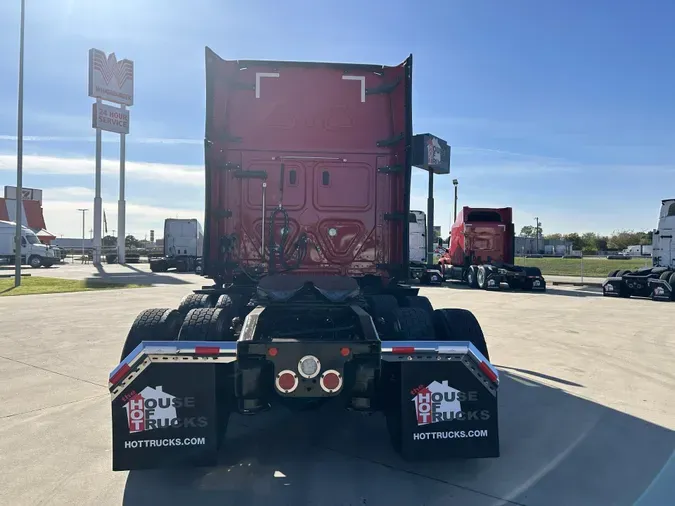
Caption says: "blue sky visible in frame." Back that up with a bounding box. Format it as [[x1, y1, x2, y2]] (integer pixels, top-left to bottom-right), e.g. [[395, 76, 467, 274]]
[[0, 0, 673, 239]]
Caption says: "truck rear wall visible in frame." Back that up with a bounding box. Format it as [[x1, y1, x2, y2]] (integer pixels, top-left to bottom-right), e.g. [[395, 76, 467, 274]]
[[450, 207, 515, 266], [203, 48, 413, 282], [163, 219, 203, 257]]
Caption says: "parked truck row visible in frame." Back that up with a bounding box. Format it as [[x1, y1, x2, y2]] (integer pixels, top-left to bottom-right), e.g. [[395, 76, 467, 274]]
[[603, 199, 675, 301], [108, 48, 500, 471]]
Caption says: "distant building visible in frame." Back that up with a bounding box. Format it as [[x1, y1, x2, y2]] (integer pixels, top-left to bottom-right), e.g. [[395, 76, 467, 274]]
[[515, 236, 572, 256]]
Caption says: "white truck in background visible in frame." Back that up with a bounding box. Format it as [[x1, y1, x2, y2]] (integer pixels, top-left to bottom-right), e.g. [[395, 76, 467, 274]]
[[621, 244, 652, 257], [0, 220, 59, 268], [408, 210, 427, 279], [408, 210, 443, 284], [603, 199, 675, 301], [149, 218, 203, 273]]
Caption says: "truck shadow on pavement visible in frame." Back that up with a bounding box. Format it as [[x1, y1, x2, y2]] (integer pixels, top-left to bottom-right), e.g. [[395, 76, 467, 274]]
[[122, 372, 674, 506], [83, 264, 193, 287]]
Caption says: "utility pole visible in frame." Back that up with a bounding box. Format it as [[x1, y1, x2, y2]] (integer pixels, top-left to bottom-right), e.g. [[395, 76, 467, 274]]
[[535, 217, 541, 253], [14, 0, 26, 287], [452, 179, 459, 223], [77, 209, 88, 263]]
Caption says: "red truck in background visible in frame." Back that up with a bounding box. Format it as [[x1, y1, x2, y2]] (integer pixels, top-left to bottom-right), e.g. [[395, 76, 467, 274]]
[[438, 206, 546, 291]]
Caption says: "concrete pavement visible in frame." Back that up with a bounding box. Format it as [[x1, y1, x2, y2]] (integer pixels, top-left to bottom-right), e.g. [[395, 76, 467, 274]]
[[0, 282, 673, 505]]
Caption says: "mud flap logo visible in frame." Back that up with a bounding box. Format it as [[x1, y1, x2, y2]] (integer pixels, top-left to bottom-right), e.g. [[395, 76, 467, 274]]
[[411, 381, 490, 426], [123, 386, 207, 433]]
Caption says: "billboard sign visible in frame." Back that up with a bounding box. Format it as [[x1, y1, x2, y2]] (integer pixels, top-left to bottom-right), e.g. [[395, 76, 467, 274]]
[[88, 48, 134, 106], [92, 103, 130, 134], [4, 186, 43, 204]]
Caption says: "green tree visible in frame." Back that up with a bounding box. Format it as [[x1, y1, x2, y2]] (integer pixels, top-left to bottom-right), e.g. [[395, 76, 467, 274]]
[[520, 226, 535, 237], [125, 235, 141, 248], [545, 233, 563, 241], [563, 233, 584, 250], [102, 235, 117, 247]]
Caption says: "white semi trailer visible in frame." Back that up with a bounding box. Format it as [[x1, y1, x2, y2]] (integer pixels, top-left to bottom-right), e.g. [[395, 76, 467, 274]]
[[149, 218, 203, 273]]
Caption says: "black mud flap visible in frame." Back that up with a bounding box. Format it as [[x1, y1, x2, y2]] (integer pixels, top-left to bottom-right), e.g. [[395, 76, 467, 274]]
[[485, 274, 503, 290], [602, 277, 623, 297], [109, 341, 236, 471], [422, 268, 444, 285], [530, 276, 546, 291], [649, 279, 674, 302], [380, 341, 499, 460]]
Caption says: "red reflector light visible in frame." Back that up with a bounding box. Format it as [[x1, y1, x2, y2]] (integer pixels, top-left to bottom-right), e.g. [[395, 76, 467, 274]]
[[277, 371, 298, 392], [479, 361, 498, 384], [278, 373, 295, 390], [322, 372, 340, 390], [268, 347, 278, 357], [195, 346, 220, 355], [110, 363, 130, 385], [392, 346, 415, 354], [320, 369, 343, 393], [340, 347, 350, 357]]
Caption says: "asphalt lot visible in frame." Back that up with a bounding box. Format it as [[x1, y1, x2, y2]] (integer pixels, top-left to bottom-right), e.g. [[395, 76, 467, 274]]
[[0, 276, 673, 506]]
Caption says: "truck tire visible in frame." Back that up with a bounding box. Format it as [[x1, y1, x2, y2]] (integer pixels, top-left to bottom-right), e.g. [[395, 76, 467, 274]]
[[177, 293, 216, 315], [466, 266, 479, 288], [659, 270, 672, 281], [28, 255, 42, 268], [616, 270, 631, 277], [477, 265, 489, 289], [608, 270, 619, 278], [178, 308, 233, 341], [392, 307, 435, 340], [669, 272, 675, 286], [365, 294, 399, 335], [432, 308, 489, 360], [404, 295, 434, 319], [216, 293, 243, 314], [120, 308, 183, 361]]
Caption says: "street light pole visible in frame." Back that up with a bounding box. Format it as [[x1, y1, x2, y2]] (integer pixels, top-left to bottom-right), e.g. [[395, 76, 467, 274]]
[[77, 209, 88, 263], [14, 0, 26, 287], [535, 217, 541, 253], [452, 179, 459, 223]]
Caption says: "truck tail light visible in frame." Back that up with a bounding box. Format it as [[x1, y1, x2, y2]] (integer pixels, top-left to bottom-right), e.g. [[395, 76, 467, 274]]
[[195, 346, 220, 355], [110, 364, 131, 385], [391, 346, 416, 354], [320, 370, 343, 393], [479, 361, 498, 384], [275, 370, 299, 393]]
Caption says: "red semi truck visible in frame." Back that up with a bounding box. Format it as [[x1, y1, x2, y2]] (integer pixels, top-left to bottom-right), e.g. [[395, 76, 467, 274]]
[[438, 206, 546, 291], [108, 48, 500, 471]]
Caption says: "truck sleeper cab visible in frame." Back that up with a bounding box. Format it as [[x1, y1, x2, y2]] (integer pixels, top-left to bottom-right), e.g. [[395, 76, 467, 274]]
[[438, 207, 546, 291], [108, 48, 501, 471]]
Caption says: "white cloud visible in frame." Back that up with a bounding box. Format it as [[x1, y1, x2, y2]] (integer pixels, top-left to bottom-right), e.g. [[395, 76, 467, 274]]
[[42, 192, 202, 239], [0, 153, 203, 186], [0, 135, 202, 145]]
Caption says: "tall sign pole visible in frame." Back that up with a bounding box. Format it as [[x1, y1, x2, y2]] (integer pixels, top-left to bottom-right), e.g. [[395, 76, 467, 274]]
[[93, 98, 103, 264], [88, 48, 133, 265], [118, 105, 126, 264], [14, 0, 26, 287]]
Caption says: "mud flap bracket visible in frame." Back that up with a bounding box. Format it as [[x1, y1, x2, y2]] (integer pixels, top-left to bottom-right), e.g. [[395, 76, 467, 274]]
[[380, 342, 499, 460], [110, 342, 237, 471]]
